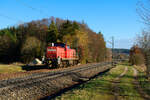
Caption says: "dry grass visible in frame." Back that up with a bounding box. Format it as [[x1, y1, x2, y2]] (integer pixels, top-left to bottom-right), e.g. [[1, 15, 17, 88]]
[[134, 65, 146, 72], [0, 64, 25, 74], [0, 64, 50, 80]]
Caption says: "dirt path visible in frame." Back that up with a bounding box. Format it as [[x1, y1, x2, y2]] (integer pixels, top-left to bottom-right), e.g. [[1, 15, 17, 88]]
[[112, 66, 128, 100], [115, 66, 128, 80], [133, 68, 150, 100], [133, 68, 138, 77]]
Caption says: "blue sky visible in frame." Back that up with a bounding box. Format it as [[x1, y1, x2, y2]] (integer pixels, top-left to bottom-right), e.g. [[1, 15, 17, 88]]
[[0, 0, 144, 49]]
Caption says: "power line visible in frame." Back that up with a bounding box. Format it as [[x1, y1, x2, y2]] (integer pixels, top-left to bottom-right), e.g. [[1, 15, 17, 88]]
[[0, 0, 50, 27], [0, 13, 24, 29], [15, 0, 49, 17], [0, 13, 21, 22]]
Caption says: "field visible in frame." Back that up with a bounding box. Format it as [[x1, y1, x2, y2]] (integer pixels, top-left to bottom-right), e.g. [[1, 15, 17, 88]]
[[53, 63, 144, 100], [0, 64, 51, 80], [0, 64, 25, 73]]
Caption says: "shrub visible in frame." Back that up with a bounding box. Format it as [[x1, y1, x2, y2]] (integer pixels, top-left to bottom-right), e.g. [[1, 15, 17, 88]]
[[21, 36, 43, 63], [130, 53, 145, 65]]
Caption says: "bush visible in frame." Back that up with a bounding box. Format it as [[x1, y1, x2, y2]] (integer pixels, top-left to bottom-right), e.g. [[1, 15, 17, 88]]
[[21, 36, 43, 63], [130, 53, 145, 65]]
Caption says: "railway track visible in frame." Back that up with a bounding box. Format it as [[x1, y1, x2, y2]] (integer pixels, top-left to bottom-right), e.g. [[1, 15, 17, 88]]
[[0, 62, 110, 89], [0, 62, 112, 100]]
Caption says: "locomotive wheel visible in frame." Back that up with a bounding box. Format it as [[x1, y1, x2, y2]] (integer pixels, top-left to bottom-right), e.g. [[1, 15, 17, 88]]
[[57, 59, 63, 68], [57, 62, 63, 68], [64, 61, 66, 67], [66, 61, 69, 67], [47, 64, 52, 69], [60, 62, 64, 68], [62, 61, 65, 68], [73, 61, 76, 66]]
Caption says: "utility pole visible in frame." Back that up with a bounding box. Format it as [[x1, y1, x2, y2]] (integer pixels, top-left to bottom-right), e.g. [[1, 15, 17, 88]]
[[107, 36, 115, 67], [112, 36, 114, 66]]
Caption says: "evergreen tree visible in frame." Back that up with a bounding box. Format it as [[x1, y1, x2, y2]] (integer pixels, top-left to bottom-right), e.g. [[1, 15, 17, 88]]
[[58, 20, 79, 41], [47, 21, 58, 43]]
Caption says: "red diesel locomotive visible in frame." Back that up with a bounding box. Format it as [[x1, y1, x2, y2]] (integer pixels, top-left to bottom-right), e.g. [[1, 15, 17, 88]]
[[44, 43, 79, 67]]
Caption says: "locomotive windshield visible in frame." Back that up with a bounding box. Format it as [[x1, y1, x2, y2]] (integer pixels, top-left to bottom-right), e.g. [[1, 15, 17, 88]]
[[54, 43, 66, 48]]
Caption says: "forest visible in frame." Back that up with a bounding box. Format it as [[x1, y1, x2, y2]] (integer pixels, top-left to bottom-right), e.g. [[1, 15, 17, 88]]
[[0, 17, 110, 64]]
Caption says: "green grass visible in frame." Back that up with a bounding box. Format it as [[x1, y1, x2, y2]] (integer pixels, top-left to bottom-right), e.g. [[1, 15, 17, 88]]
[[53, 64, 137, 100], [138, 71, 150, 96], [0, 64, 25, 73], [133, 65, 150, 97]]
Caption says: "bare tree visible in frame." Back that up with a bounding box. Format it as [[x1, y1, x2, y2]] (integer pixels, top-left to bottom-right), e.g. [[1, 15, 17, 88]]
[[136, 30, 150, 49], [137, 0, 150, 26], [136, 31, 150, 77], [137, 0, 150, 78]]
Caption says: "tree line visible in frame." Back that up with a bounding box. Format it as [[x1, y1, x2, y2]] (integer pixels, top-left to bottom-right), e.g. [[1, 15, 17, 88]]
[[0, 17, 111, 64]]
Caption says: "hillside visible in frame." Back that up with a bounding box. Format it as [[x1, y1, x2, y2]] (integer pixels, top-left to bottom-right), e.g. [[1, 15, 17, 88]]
[[113, 48, 130, 54], [0, 17, 111, 64]]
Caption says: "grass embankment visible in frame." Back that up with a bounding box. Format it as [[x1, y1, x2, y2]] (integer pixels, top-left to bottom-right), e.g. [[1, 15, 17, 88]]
[[136, 65, 150, 98], [0, 64, 25, 74], [138, 72, 150, 95], [53, 63, 143, 100]]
